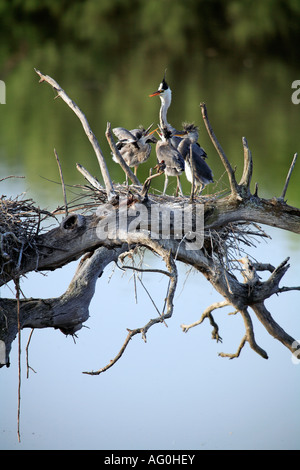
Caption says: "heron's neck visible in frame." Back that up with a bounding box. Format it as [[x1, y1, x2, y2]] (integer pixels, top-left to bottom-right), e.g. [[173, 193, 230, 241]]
[[159, 89, 174, 132]]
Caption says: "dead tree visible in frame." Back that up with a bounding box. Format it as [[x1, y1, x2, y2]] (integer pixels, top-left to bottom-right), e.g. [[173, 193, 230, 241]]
[[0, 69, 300, 374]]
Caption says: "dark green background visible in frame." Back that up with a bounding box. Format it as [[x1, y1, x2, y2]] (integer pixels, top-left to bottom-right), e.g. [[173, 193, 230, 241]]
[[1, 0, 299, 207]]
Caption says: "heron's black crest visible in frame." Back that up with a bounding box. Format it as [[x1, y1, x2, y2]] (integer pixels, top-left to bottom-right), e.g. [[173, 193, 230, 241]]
[[182, 122, 198, 133], [159, 78, 169, 92]]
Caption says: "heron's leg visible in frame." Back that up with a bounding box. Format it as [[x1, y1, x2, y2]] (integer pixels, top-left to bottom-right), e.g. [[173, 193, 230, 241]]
[[189, 171, 195, 202], [189, 185, 194, 203], [197, 183, 204, 196], [190, 145, 195, 201], [177, 176, 183, 197], [163, 175, 168, 195], [134, 166, 138, 176]]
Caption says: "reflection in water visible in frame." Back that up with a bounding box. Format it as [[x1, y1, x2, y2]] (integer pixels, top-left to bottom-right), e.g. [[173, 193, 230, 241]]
[[0, 47, 299, 210]]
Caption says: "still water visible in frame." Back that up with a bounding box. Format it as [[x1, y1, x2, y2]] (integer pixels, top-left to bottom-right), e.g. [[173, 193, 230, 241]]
[[1, 50, 299, 209]]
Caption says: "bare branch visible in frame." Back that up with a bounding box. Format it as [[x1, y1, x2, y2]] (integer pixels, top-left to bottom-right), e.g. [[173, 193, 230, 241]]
[[140, 163, 166, 200], [82, 327, 140, 376], [0, 176, 25, 182], [218, 306, 268, 360], [117, 262, 172, 278], [200, 102, 239, 197], [76, 163, 103, 191], [280, 152, 298, 201], [34, 68, 115, 200], [25, 329, 36, 378], [181, 300, 229, 341], [254, 262, 276, 273], [218, 336, 247, 359], [251, 302, 297, 354], [239, 137, 253, 193], [276, 285, 300, 293], [54, 148, 68, 217], [239, 308, 268, 359], [83, 240, 178, 375]]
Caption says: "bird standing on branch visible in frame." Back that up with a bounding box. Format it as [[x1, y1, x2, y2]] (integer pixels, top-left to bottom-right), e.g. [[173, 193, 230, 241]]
[[155, 126, 185, 196], [176, 123, 214, 198], [112, 124, 157, 182], [149, 74, 213, 197]]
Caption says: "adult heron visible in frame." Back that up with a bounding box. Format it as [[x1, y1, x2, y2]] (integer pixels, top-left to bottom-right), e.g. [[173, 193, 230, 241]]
[[149, 75, 208, 157], [149, 75, 176, 135]]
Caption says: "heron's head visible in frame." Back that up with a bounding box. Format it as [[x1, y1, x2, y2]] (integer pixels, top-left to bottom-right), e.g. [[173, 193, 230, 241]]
[[149, 76, 171, 102], [142, 123, 158, 143], [138, 123, 157, 144], [175, 123, 199, 143]]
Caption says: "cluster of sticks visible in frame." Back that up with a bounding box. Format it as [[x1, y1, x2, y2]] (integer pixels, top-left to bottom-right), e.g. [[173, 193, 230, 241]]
[[0, 186, 55, 285]]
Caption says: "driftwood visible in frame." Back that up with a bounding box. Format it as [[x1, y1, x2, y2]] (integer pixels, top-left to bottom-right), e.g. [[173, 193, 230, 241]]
[[0, 69, 300, 374]]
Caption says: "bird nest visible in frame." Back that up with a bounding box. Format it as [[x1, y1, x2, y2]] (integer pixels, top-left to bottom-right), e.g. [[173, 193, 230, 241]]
[[0, 195, 54, 282]]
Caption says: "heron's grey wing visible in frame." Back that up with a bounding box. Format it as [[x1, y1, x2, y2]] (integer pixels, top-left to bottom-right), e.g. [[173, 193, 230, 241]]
[[129, 128, 144, 139], [177, 138, 190, 159], [171, 135, 182, 149], [172, 150, 185, 172], [193, 154, 214, 184], [194, 142, 208, 159], [112, 127, 136, 142], [178, 139, 208, 162], [157, 142, 184, 172]]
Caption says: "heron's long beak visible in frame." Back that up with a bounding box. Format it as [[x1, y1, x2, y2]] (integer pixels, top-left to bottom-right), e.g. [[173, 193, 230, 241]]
[[174, 131, 186, 137], [147, 127, 159, 136], [144, 123, 154, 135], [149, 90, 161, 97]]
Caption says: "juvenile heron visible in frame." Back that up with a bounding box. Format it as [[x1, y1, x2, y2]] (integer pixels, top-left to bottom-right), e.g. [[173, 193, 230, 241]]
[[176, 123, 214, 197], [155, 126, 185, 196], [112, 124, 157, 181]]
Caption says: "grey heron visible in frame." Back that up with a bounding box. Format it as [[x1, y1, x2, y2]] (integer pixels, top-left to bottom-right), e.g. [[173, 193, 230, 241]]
[[150, 75, 213, 197], [149, 76, 176, 135], [155, 126, 185, 196], [176, 123, 214, 197], [149, 75, 208, 157], [112, 124, 157, 181]]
